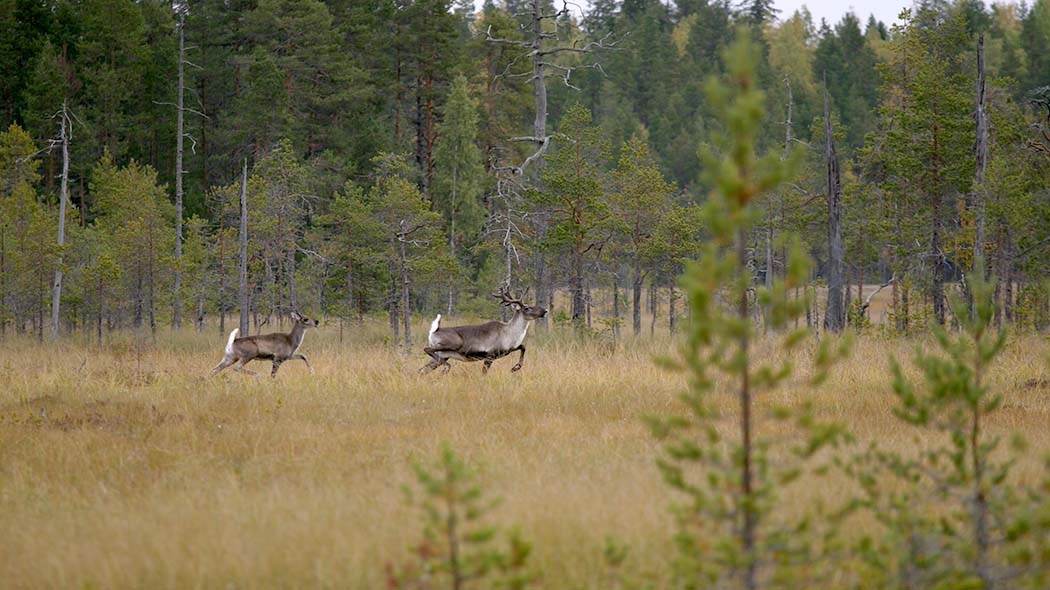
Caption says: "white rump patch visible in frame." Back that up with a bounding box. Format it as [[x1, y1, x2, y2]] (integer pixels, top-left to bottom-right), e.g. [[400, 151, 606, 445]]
[[225, 329, 239, 355], [428, 314, 442, 346]]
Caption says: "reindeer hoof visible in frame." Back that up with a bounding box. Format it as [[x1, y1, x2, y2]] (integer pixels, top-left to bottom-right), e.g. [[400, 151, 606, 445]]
[[511, 364, 522, 372]]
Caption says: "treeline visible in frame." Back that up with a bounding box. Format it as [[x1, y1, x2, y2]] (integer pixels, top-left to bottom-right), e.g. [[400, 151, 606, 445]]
[[0, 0, 1048, 341]]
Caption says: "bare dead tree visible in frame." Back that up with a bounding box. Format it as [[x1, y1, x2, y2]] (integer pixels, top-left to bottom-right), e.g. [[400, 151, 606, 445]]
[[485, 0, 617, 321], [157, 6, 207, 330], [49, 102, 71, 341], [173, 10, 186, 330], [398, 219, 432, 356], [823, 77, 846, 332]]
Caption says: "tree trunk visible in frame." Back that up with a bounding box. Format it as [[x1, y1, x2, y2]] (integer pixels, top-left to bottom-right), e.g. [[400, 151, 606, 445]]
[[823, 80, 846, 333], [1004, 229, 1014, 323], [400, 222, 411, 356], [901, 277, 910, 334], [571, 246, 585, 324], [649, 281, 657, 336], [173, 12, 185, 330], [669, 285, 677, 335], [448, 171, 456, 316], [973, 33, 988, 274], [502, 217, 512, 322], [147, 225, 156, 338], [238, 158, 249, 336], [50, 102, 70, 341], [612, 278, 620, 339], [346, 259, 355, 324], [286, 246, 296, 312], [96, 274, 103, 347], [931, 118, 945, 326], [632, 261, 643, 336], [389, 272, 399, 351], [218, 219, 227, 336], [530, 0, 550, 329], [196, 268, 206, 332], [736, 225, 757, 590], [855, 234, 864, 311]]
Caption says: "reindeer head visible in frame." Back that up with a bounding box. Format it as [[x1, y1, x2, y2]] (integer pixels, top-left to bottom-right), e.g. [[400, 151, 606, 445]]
[[493, 287, 547, 320], [290, 311, 320, 328]]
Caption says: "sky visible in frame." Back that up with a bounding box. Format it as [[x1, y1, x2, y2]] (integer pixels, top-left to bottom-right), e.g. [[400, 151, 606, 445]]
[[779, 0, 908, 27], [474, 1, 912, 28]]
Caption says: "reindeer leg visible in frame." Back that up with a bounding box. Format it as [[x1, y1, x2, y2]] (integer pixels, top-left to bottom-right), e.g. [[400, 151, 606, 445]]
[[482, 360, 493, 374], [440, 362, 451, 375], [270, 359, 284, 378], [210, 355, 236, 376], [420, 348, 445, 374], [290, 354, 313, 374], [232, 358, 258, 376], [511, 345, 526, 372]]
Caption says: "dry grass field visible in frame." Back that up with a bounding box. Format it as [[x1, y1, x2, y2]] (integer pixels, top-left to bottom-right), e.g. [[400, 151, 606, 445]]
[[2, 317, 1049, 589]]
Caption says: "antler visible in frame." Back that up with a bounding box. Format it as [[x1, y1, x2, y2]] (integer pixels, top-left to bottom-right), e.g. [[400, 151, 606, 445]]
[[492, 286, 526, 307]]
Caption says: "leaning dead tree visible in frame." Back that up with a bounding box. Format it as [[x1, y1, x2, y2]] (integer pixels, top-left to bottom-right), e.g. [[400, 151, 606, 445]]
[[484, 0, 617, 319]]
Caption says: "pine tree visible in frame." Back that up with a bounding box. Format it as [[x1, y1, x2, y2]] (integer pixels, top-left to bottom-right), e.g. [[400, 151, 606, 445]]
[[433, 74, 485, 314], [648, 29, 846, 590], [90, 152, 174, 336], [535, 103, 613, 330], [867, 9, 975, 327]]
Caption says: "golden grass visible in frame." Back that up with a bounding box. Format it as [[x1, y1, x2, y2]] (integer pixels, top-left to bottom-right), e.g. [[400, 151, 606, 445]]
[[1, 320, 1049, 589]]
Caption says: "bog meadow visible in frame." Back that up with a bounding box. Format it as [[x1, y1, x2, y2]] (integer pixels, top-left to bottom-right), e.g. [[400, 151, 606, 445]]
[[2, 0, 1050, 588]]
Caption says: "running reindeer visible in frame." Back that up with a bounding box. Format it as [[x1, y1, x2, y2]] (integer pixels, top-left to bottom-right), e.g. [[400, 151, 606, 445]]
[[210, 311, 320, 377], [421, 287, 547, 374]]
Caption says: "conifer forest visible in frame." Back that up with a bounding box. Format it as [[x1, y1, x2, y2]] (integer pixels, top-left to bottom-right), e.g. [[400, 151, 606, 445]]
[[3, 0, 1050, 588]]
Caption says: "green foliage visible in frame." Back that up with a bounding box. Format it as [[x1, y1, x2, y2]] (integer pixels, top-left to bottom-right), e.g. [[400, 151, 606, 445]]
[[0, 123, 41, 196], [813, 13, 879, 152], [648, 28, 847, 589], [0, 180, 56, 333], [536, 103, 614, 327], [844, 262, 1049, 588], [864, 8, 977, 328], [433, 74, 485, 263], [392, 443, 537, 590], [90, 152, 174, 333], [322, 153, 452, 324]]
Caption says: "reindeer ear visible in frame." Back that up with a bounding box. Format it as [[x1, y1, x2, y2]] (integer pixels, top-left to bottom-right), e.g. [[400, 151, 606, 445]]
[[511, 302, 522, 311], [290, 311, 302, 322]]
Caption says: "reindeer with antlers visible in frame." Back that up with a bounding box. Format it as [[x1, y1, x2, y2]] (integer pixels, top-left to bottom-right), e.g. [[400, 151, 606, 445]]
[[420, 288, 548, 374]]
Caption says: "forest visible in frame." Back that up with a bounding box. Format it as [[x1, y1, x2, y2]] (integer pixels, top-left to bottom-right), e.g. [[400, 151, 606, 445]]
[[1, 0, 1048, 343]]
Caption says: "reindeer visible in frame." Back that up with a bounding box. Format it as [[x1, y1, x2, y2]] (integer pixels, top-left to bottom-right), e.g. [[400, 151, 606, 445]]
[[210, 311, 320, 378], [421, 288, 547, 374]]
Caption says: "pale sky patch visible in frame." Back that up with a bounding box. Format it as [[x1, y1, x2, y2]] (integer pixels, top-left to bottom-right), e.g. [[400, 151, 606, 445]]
[[474, 1, 912, 29]]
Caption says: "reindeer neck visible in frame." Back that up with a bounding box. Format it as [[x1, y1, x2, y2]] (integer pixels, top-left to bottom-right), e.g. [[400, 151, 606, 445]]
[[288, 322, 307, 350], [507, 311, 529, 331]]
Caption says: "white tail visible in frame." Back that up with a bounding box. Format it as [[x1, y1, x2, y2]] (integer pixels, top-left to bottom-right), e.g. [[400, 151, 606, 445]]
[[428, 314, 442, 345], [225, 328, 239, 355]]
